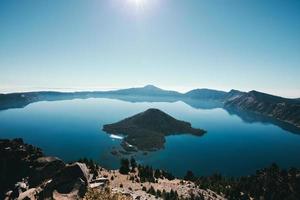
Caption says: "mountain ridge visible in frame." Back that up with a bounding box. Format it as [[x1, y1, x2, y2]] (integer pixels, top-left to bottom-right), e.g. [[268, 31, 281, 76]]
[[224, 90, 300, 128], [1, 85, 299, 129]]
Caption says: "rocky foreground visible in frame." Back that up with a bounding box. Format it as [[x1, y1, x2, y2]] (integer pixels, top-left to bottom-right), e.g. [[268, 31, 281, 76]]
[[0, 139, 223, 200], [0, 138, 90, 200]]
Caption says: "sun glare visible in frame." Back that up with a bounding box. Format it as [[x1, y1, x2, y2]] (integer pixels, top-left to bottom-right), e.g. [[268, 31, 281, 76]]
[[127, 0, 147, 9]]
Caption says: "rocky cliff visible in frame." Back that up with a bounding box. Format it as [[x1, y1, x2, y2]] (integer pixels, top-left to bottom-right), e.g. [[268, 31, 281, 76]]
[[0, 138, 90, 200], [224, 90, 300, 129]]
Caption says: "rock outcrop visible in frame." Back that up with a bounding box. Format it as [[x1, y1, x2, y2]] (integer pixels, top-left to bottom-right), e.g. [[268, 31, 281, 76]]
[[0, 139, 90, 200], [29, 156, 65, 187], [0, 138, 43, 199], [40, 162, 89, 199]]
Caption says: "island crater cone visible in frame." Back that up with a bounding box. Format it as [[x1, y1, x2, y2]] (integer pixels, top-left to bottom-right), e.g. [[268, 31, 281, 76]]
[[103, 108, 206, 151]]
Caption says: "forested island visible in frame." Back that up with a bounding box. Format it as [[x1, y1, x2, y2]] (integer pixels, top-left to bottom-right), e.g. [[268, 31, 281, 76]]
[[103, 108, 206, 151]]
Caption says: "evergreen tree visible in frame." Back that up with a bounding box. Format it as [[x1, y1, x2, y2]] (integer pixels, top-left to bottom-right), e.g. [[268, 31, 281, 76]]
[[184, 170, 195, 181], [154, 169, 161, 179], [130, 157, 137, 172], [147, 185, 156, 196], [119, 158, 130, 174]]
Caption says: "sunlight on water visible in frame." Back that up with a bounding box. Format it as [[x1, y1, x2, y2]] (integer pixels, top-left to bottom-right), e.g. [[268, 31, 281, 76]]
[[110, 134, 124, 140]]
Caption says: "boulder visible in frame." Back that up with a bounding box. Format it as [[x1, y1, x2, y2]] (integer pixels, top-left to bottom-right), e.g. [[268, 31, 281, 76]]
[[0, 139, 43, 199], [17, 188, 38, 200], [29, 157, 65, 186], [39, 162, 89, 199]]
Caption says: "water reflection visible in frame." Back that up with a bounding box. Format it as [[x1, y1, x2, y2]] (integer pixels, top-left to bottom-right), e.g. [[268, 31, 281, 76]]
[[1, 94, 299, 135], [224, 107, 300, 134]]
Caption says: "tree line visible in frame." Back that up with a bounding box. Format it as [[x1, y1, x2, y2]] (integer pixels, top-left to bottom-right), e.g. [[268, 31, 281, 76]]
[[119, 157, 175, 182], [192, 163, 300, 200]]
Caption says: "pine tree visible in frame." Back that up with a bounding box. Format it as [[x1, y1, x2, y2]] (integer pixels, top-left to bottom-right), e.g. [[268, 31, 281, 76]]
[[119, 158, 130, 174], [130, 157, 137, 172]]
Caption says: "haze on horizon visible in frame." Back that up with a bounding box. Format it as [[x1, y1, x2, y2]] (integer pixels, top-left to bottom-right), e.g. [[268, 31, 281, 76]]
[[0, 0, 300, 98]]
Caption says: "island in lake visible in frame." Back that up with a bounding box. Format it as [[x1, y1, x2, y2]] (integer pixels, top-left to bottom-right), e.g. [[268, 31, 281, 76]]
[[103, 108, 206, 151], [1, 85, 299, 132]]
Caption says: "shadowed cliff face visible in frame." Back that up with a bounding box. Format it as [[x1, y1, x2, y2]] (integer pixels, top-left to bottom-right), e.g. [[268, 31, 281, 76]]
[[0, 139, 89, 200], [103, 108, 206, 151], [224, 91, 300, 129], [0, 138, 43, 198]]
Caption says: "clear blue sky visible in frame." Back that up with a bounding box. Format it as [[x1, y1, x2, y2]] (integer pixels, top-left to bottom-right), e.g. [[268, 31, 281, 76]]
[[0, 0, 300, 97]]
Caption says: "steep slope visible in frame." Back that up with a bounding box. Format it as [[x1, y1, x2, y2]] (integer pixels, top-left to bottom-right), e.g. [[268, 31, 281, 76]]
[[223, 89, 245, 101], [0, 139, 89, 200], [224, 90, 300, 128], [103, 108, 206, 150]]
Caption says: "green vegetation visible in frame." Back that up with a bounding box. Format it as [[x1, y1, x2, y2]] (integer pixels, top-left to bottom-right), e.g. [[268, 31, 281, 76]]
[[84, 187, 131, 200], [154, 168, 161, 179], [147, 185, 156, 195], [161, 170, 175, 180], [146, 188, 182, 200], [87, 158, 300, 200], [77, 158, 100, 178], [130, 157, 137, 172], [118, 158, 175, 183], [137, 164, 175, 183], [138, 165, 155, 182], [103, 108, 206, 151], [119, 157, 139, 175], [184, 170, 195, 182], [119, 159, 130, 174], [191, 163, 300, 200]]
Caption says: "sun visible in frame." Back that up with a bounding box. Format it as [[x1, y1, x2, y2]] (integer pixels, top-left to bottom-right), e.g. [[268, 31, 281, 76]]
[[127, 0, 147, 9]]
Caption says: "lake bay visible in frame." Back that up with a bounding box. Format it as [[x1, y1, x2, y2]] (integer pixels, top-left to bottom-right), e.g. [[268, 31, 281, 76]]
[[0, 98, 300, 177]]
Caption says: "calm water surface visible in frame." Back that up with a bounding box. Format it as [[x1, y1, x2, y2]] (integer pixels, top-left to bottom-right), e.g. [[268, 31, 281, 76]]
[[0, 98, 300, 177]]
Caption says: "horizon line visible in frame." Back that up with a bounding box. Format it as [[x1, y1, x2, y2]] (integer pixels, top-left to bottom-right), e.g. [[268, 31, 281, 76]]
[[0, 85, 299, 99]]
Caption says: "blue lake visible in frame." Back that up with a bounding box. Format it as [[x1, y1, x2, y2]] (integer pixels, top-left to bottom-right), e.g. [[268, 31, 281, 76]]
[[0, 98, 300, 177]]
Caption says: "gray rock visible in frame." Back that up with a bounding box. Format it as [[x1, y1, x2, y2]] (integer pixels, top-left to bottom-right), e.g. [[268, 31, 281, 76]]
[[29, 156, 65, 186], [39, 162, 89, 199], [17, 188, 38, 200]]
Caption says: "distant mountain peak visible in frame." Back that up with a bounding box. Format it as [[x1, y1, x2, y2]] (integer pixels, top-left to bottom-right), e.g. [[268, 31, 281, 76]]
[[142, 85, 161, 90], [229, 89, 243, 93], [142, 108, 163, 114], [248, 90, 261, 95]]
